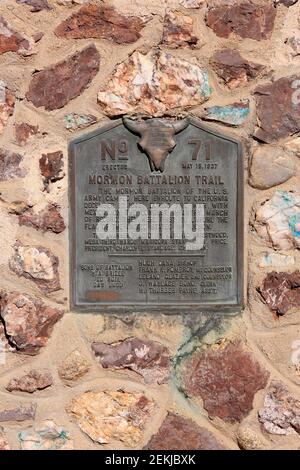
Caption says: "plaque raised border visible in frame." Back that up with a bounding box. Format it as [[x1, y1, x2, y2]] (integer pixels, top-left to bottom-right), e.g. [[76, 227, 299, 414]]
[[69, 117, 244, 313]]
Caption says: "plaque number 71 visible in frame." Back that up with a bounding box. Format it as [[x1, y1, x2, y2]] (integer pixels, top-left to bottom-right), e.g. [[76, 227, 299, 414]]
[[188, 140, 211, 160]]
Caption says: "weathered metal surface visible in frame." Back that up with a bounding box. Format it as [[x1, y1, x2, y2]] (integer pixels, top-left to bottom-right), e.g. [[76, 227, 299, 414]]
[[69, 117, 243, 312]]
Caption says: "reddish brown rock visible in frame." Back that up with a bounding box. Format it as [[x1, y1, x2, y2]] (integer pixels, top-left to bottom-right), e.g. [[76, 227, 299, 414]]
[[258, 381, 300, 435], [14, 123, 38, 146], [254, 77, 300, 143], [0, 427, 10, 450], [145, 412, 224, 450], [26, 45, 100, 111], [55, 4, 146, 44], [259, 271, 300, 316], [0, 403, 36, 422], [162, 10, 198, 47], [0, 82, 15, 134], [0, 291, 63, 354], [0, 148, 26, 181], [210, 49, 264, 89], [19, 204, 65, 234], [180, 341, 269, 423], [9, 242, 61, 293], [92, 338, 170, 384], [206, 2, 276, 40], [39, 151, 64, 188], [0, 16, 36, 56], [16, 0, 52, 12], [6, 369, 53, 393]]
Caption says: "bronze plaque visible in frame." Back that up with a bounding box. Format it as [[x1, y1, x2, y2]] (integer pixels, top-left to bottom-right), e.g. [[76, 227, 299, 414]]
[[69, 117, 243, 312]]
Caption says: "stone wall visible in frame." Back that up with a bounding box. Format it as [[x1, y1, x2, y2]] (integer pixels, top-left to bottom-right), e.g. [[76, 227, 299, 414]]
[[0, 0, 300, 451]]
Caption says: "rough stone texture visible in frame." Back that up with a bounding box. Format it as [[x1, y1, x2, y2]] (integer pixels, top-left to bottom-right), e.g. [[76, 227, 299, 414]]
[[58, 350, 90, 382], [18, 204, 66, 234], [16, 0, 52, 12], [0, 82, 15, 135], [162, 10, 198, 47], [9, 242, 61, 293], [236, 424, 269, 450], [6, 369, 53, 393], [0, 291, 63, 354], [92, 338, 170, 384], [204, 100, 250, 126], [259, 271, 300, 316], [180, 341, 269, 423], [276, 0, 298, 5], [258, 253, 295, 268], [64, 113, 97, 131], [0, 16, 36, 56], [0, 404, 36, 422], [254, 77, 300, 143], [55, 5, 146, 44], [0, 427, 10, 450], [206, 2, 276, 40], [211, 49, 264, 89], [67, 390, 155, 446], [255, 190, 300, 250], [26, 45, 100, 111], [180, 0, 204, 7], [259, 381, 300, 435], [14, 123, 38, 146], [0, 148, 26, 181], [98, 50, 211, 117], [249, 147, 295, 189], [19, 420, 73, 450], [39, 151, 64, 188], [145, 412, 224, 450]]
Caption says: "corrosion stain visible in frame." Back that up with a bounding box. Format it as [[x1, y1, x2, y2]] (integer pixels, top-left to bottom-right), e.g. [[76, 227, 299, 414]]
[[86, 291, 120, 302]]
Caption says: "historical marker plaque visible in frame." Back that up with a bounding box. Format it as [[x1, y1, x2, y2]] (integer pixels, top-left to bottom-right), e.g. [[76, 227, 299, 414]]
[[69, 117, 243, 312]]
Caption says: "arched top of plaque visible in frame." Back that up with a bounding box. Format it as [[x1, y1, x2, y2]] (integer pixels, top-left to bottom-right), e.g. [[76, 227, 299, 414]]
[[69, 117, 243, 313]]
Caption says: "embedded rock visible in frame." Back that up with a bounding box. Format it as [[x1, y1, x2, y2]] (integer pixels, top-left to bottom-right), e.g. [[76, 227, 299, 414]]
[[259, 271, 300, 316], [255, 190, 300, 250], [258, 253, 295, 268], [9, 243, 61, 293], [16, 0, 52, 11], [0, 82, 15, 134], [26, 45, 100, 111], [64, 113, 97, 131], [0, 403, 36, 422], [275, 0, 298, 5], [55, 4, 146, 44], [0, 427, 10, 450], [237, 424, 269, 450], [249, 146, 295, 189], [180, 341, 269, 423], [39, 151, 64, 188], [0, 16, 36, 56], [18, 204, 66, 234], [92, 337, 170, 384], [14, 123, 38, 146], [19, 420, 73, 450], [162, 10, 198, 47], [6, 369, 53, 393], [254, 77, 300, 143], [211, 49, 264, 89], [67, 390, 154, 446], [206, 2, 276, 40], [204, 100, 250, 126], [98, 50, 211, 117], [0, 291, 63, 354], [0, 148, 26, 181], [180, 0, 204, 7], [145, 413, 224, 450], [258, 381, 300, 435], [58, 350, 90, 382]]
